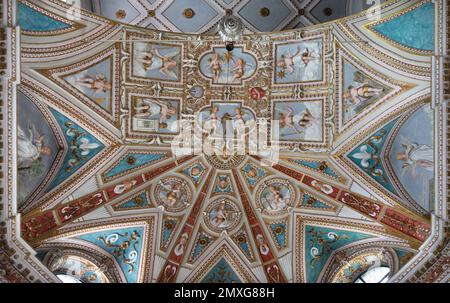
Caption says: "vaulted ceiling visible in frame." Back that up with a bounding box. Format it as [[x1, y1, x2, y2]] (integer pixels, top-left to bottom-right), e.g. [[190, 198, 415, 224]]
[[77, 0, 386, 33], [4, 0, 446, 283]]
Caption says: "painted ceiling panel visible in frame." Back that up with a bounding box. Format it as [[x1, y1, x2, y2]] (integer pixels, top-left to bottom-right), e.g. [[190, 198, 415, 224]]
[[18, 2, 71, 32], [15, 0, 439, 284], [161, 0, 220, 33], [371, 2, 434, 51], [85, 0, 388, 33]]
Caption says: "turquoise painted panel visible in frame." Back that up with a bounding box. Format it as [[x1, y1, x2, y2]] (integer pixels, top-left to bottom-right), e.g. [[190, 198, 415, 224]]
[[48, 109, 104, 191], [372, 3, 434, 51], [305, 226, 373, 283], [77, 227, 143, 283], [18, 3, 71, 32], [302, 193, 331, 209], [161, 219, 177, 248], [190, 234, 212, 261], [292, 160, 339, 179], [394, 248, 415, 267], [269, 223, 287, 248], [115, 192, 148, 209], [201, 258, 242, 283], [238, 241, 252, 259], [348, 119, 398, 195], [105, 153, 167, 179]]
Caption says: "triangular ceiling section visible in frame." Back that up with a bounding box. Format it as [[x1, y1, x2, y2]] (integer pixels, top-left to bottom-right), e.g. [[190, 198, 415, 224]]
[[39, 45, 120, 126], [18, 1, 82, 35], [367, 2, 434, 52], [186, 242, 258, 283], [336, 42, 406, 133], [17, 90, 62, 209], [346, 118, 399, 196], [304, 225, 374, 283], [46, 108, 105, 192], [201, 258, 242, 283], [102, 150, 171, 183]]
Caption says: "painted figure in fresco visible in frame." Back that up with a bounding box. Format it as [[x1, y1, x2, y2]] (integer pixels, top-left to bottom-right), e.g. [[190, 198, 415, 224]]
[[256, 234, 270, 256], [230, 58, 252, 83], [344, 83, 384, 106], [76, 74, 112, 97], [17, 124, 52, 171], [207, 53, 223, 83], [203, 106, 220, 136], [174, 233, 189, 256], [396, 143, 434, 177], [277, 46, 320, 75], [263, 185, 289, 211], [136, 48, 178, 79], [211, 203, 228, 228], [160, 181, 186, 208], [133, 98, 177, 129], [276, 106, 317, 136], [113, 180, 138, 195]]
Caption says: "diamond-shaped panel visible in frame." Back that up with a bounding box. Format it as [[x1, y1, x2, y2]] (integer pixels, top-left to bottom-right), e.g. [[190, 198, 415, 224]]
[[238, 0, 294, 32], [162, 0, 220, 33]]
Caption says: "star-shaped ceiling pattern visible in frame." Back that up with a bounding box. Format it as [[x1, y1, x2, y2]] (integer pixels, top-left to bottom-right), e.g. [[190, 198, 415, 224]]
[[14, 0, 438, 283]]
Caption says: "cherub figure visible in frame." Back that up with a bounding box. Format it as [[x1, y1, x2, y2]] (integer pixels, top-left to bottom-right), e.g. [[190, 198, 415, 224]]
[[76, 74, 112, 97], [136, 47, 178, 79], [133, 99, 177, 129], [208, 53, 223, 83], [344, 83, 384, 106]]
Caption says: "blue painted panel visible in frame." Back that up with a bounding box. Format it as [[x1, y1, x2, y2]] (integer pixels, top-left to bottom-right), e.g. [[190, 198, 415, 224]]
[[238, 0, 291, 32], [305, 226, 373, 283], [269, 223, 287, 248], [292, 159, 339, 179], [302, 193, 330, 209], [161, 219, 178, 248], [48, 109, 104, 191], [162, 0, 218, 33], [388, 106, 434, 211], [105, 153, 167, 179], [17, 92, 59, 206], [63, 58, 113, 113], [372, 3, 434, 51], [201, 258, 242, 283], [77, 227, 143, 283], [18, 2, 70, 32], [115, 192, 149, 209], [348, 119, 398, 195]]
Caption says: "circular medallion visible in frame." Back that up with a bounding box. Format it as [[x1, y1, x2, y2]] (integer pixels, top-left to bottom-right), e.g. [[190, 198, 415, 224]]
[[204, 199, 241, 233], [189, 85, 205, 98], [256, 178, 295, 215], [260, 7, 270, 17], [183, 8, 196, 19], [154, 177, 192, 212]]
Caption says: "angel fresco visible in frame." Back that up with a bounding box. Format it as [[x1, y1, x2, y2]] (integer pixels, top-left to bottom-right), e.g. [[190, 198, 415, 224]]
[[17, 124, 52, 173], [342, 65, 386, 123], [275, 40, 322, 83], [274, 101, 322, 142], [132, 98, 179, 133], [396, 142, 434, 178], [133, 43, 180, 81], [199, 48, 256, 85], [260, 183, 291, 212], [76, 73, 112, 98]]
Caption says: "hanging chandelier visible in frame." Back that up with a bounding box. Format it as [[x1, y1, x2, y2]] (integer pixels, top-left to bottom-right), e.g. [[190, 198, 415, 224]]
[[217, 11, 244, 46]]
